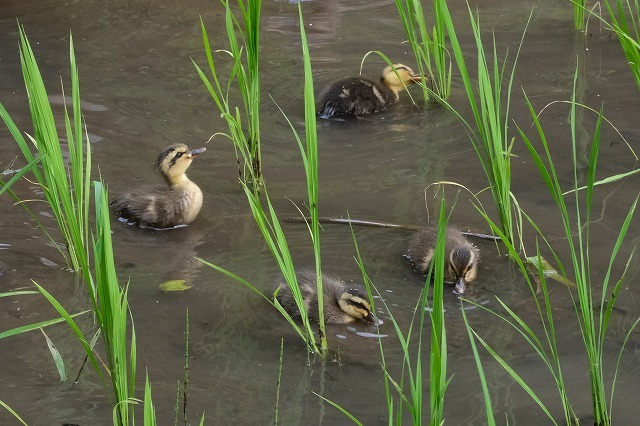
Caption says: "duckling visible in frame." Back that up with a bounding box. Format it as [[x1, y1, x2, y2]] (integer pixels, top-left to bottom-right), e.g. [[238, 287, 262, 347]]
[[275, 269, 376, 324], [407, 227, 480, 294], [317, 63, 427, 119], [110, 143, 206, 229]]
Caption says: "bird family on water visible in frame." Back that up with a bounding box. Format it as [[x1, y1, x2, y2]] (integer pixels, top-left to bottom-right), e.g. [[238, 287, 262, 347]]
[[110, 63, 480, 325]]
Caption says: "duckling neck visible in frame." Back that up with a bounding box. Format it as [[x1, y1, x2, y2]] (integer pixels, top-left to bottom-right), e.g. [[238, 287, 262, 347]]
[[378, 78, 401, 102], [164, 173, 190, 188]]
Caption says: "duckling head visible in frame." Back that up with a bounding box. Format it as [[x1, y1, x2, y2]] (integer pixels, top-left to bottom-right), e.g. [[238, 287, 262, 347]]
[[155, 143, 206, 186], [381, 64, 428, 93], [338, 288, 376, 323], [448, 245, 479, 294]]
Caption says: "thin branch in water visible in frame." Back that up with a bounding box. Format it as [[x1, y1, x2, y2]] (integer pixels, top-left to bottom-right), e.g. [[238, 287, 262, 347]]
[[284, 216, 499, 241]]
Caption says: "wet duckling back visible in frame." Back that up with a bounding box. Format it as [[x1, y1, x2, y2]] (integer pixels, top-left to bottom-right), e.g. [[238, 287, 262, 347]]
[[275, 270, 376, 324], [317, 64, 427, 119], [110, 143, 206, 229], [407, 227, 479, 294]]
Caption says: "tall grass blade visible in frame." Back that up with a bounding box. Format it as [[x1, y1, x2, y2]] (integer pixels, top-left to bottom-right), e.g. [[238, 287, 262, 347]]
[[94, 181, 137, 425], [460, 305, 495, 425], [274, 338, 284, 426], [181, 309, 190, 425], [296, 0, 326, 353], [574, 0, 587, 31], [429, 198, 451, 424]]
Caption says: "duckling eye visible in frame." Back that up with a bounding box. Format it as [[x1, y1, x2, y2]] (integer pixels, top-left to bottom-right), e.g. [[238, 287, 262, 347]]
[[353, 301, 366, 310], [175, 152, 184, 158]]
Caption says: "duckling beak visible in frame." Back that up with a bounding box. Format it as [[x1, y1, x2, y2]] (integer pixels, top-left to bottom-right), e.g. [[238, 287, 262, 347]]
[[453, 277, 466, 295], [410, 73, 429, 83], [365, 311, 383, 326], [189, 147, 206, 157]]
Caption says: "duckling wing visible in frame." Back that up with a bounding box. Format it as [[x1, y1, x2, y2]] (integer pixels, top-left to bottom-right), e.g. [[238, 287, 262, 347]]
[[110, 186, 184, 228], [274, 270, 317, 319], [317, 77, 392, 118], [407, 228, 438, 273]]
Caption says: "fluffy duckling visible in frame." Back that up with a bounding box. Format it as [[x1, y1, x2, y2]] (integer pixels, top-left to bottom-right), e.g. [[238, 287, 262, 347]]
[[407, 227, 479, 294], [110, 143, 206, 229], [317, 63, 427, 118], [275, 270, 376, 324]]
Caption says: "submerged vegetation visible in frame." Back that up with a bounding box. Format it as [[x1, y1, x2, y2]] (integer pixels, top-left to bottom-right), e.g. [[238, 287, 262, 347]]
[[2, 1, 640, 425]]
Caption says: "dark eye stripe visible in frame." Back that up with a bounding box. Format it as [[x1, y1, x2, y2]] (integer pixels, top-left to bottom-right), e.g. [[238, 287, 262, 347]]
[[168, 151, 187, 167]]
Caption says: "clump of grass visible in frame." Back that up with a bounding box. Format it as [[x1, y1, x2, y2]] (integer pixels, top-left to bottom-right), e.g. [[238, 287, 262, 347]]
[[36, 181, 141, 425], [462, 65, 639, 426], [347, 198, 450, 425], [0, 27, 159, 426], [519, 72, 639, 426], [436, 3, 533, 248], [199, 2, 327, 356], [602, 0, 640, 91], [393, 0, 452, 100], [0, 25, 91, 273], [194, 0, 263, 188]]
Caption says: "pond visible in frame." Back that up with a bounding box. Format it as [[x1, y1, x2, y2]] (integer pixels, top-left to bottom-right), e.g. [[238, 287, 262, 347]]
[[1, 0, 639, 424]]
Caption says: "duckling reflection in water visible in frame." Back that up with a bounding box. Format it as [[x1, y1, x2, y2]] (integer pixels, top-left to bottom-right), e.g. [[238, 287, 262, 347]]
[[110, 143, 206, 229], [275, 270, 377, 324], [317, 63, 427, 119], [407, 227, 480, 294]]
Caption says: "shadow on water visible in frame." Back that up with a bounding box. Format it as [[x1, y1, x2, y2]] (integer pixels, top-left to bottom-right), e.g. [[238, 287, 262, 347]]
[[0, 0, 639, 424]]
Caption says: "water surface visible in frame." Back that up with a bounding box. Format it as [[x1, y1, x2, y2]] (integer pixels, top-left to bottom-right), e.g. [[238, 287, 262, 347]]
[[0, 0, 639, 424]]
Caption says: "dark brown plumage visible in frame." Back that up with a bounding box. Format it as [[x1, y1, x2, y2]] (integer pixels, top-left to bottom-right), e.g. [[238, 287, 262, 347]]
[[317, 64, 427, 118], [275, 270, 376, 324], [407, 227, 480, 294], [110, 143, 205, 229]]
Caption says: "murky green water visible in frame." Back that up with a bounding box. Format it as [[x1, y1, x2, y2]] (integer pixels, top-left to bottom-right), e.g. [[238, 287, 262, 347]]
[[1, 0, 639, 424]]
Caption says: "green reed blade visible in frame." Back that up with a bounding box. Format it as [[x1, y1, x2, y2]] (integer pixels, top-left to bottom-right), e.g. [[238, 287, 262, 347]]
[[40, 328, 66, 381], [0, 155, 41, 197], [143, 371, 157, 426], [469, 326, 559, 425], [0, 400, 28, 426], [0, 310, 89, 339], [312, 392, 363, 426], [460, 304, 495, 425]]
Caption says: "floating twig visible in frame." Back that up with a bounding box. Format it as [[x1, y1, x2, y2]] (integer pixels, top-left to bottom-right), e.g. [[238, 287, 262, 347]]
[[285, 216, 499, 241]]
